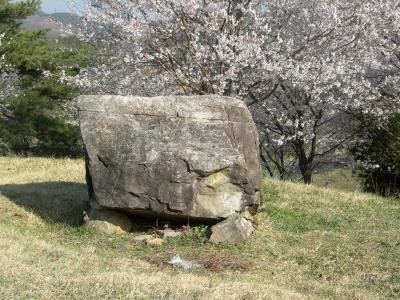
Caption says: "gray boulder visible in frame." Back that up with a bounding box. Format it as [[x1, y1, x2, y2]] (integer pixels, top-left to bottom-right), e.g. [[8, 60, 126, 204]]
[[77, 95, 262, 223]]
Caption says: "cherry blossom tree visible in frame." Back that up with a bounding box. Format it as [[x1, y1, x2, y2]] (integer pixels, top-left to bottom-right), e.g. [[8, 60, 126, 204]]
[[66, 0, 400, 183]]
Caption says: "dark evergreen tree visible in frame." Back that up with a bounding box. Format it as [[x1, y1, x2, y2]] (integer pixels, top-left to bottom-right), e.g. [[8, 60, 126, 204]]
[[0, 0, 89, 156]]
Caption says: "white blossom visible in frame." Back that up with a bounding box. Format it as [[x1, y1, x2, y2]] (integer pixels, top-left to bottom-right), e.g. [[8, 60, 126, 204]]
[[65, 0, 400, 180], [0, 34, 19, 102]]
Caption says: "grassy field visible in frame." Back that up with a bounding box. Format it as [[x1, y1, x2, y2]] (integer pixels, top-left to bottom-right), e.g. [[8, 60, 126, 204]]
[[0, 157, 398, 299]]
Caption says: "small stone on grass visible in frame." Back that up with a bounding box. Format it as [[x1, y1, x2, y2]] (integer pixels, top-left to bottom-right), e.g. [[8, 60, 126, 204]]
[[146, 238, 164, 246], [133, 234, 154, 243], [209, 213, 254, 244], [160, 230, 183, 240]]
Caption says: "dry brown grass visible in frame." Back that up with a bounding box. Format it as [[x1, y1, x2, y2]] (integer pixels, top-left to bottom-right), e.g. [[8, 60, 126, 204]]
[[0, 157, 398, 299]]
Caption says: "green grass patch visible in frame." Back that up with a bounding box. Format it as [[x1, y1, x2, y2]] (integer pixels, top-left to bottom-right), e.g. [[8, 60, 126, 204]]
[[266, 206, 343, 233]]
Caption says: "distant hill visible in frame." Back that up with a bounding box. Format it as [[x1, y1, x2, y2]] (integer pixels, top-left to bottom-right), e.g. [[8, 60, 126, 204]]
[[51, 12, 82, 27], [22, 11, 81, 38]]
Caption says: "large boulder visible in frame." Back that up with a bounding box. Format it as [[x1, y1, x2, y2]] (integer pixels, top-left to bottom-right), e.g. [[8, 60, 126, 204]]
[[77, 95, 262, 222]]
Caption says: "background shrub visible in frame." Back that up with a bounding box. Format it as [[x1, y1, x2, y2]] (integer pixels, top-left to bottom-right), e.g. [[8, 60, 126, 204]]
[[352, 115, 400, 199]]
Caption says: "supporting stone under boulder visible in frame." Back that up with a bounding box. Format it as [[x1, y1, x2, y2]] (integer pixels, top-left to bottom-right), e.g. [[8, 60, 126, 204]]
[[77, 95, 262, 241], [84, 209, 133, 234], [209, 213, 254, 244]]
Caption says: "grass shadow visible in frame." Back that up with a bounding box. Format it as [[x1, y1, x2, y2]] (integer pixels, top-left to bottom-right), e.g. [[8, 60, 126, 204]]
[[0, 181, 88, 227]]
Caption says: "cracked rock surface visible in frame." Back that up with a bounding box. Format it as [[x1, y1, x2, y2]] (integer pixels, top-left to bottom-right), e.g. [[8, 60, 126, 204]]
[[77, 95, 262, 222]]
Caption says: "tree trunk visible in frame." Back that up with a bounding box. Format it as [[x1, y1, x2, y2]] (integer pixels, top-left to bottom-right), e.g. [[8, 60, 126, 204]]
[[294, 141, 313, 184], [302, 167, 312, 184]]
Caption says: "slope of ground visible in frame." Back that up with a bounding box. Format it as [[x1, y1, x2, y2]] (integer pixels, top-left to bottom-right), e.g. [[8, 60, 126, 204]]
[[0, 157, 398, 299]]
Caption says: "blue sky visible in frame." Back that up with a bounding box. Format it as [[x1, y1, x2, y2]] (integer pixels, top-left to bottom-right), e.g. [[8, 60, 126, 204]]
[[41, 0, 71, 13], [13, 0, 85, 14]]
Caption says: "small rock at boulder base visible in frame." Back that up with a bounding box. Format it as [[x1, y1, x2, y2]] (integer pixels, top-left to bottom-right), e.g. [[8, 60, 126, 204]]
[[133, 234, 154, 243], [146, 238, 164, 246], [209, 213, 254, 244], [85, 209, 132, 234], [240, 210, 254, 222], [77, 95, 262, 224], [160, 230, 183, 240]]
